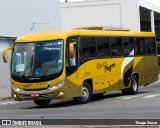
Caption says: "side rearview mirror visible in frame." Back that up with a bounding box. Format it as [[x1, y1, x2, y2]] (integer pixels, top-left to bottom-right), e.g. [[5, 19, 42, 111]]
[[69, 42, 76, 58], [2, 47, 13, 63]]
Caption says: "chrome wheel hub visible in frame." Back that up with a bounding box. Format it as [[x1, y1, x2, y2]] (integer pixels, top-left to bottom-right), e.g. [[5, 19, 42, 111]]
[[81, 87, 89, 100]]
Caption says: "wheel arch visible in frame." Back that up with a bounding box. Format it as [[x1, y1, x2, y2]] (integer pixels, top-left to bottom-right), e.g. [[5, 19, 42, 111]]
[[83, 78, 93, 93]]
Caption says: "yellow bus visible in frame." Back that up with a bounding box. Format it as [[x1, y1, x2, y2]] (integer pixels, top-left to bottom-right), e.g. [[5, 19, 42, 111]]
[[3, 28, 158, 106]]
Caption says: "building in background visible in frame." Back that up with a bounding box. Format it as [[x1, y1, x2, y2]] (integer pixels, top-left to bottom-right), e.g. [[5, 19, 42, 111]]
[[0, 0, 60, 98], [61, 0, 160, 42], [0, 0, 61, 51]]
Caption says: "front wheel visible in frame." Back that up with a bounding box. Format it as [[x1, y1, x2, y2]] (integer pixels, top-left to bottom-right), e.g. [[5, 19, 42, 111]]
[[73, 82, 92, 104], [34, 100, 51, 107], [122, 75, 138, 95]]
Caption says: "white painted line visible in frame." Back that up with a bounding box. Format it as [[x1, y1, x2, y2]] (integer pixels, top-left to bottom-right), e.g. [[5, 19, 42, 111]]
[[142, 94, 160, 99], [1, 102, 16, 105], [1, 103, 9, 105], [0, 101, 32, 106], [120, 95, 143, 99], [14, 101, 22, 104], [0, 101, 20, 105], [121, 97, 133, 99]]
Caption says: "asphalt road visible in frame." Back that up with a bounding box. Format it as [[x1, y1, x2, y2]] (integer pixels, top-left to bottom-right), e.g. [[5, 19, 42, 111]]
[[0, 80, 160, 126]]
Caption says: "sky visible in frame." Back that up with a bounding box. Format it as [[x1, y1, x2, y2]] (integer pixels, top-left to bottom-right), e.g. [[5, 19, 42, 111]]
[[60, 0, 160, 6]]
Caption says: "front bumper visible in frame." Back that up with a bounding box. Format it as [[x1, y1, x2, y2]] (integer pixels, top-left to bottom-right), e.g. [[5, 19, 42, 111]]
[[12, 85, 67, 101], [12, 79, 81, 101]]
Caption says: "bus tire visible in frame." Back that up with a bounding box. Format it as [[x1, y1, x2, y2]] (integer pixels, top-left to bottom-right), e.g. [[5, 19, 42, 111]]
[[122, 75, 138, 95], [129, 75, 138, 94], [74, 82, 92, 104], [34, 100, 51, 106]]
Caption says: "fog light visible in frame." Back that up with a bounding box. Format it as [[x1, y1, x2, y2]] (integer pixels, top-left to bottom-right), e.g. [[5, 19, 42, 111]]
[[59, 92, 64, 96], [13, 94, 17, 98], [12, 85, 24, 92]]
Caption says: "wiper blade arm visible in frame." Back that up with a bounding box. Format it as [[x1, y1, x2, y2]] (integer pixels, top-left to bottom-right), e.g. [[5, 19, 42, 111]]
[[22, 55, 34, 77]]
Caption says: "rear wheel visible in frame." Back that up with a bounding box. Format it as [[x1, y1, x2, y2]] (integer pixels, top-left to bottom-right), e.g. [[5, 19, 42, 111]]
[[74, 82, 92, 104], [34, 100, 51, 106], [122, 75, 138, 95]]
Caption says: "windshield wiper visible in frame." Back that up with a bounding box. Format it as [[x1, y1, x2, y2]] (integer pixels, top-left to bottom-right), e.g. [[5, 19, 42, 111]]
[[22, 55, 34, 77]]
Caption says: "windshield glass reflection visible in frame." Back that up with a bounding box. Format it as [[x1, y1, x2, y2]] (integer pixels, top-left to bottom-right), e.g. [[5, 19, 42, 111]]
[[11, 40, 63, 77]]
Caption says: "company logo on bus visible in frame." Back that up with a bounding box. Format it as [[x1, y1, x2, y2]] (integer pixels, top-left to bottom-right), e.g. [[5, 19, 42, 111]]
[[29, 78, 40, 80], [97, 61, 116, 72]]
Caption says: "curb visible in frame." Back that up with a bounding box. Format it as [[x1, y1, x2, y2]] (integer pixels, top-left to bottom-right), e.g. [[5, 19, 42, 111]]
[[0, 97, 12, 101]]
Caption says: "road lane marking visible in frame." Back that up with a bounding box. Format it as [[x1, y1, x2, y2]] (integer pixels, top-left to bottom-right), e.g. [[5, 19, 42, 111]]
[[0, 101, 31, 105], [1, 102, 17, 105], [119, 95, 143, 99], [142, 94, 160, 99]]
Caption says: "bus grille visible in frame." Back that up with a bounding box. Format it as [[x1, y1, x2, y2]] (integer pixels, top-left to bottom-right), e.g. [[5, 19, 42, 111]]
[[23, 88, 48, 91]]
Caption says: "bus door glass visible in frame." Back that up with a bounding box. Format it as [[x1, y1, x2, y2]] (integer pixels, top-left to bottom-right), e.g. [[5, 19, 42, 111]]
[[66, 37, 78, 76]]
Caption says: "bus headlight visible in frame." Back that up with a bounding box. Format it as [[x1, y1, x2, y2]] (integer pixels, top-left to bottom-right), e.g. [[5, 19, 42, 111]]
[[12, 85, 23, 92], [48, 81, 64, 91]]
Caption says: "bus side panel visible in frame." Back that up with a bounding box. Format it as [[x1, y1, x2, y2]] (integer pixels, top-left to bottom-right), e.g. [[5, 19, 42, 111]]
[[133, 56, 144, 85], [142, 56, 158, 85], [68, 55, 158, 97], [133, 56, 158, 86], [77, 58, 130, 94], [66, 73, 82, 98]]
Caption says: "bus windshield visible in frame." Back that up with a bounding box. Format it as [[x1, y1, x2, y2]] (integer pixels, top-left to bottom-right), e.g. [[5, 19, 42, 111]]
[[11, 40, 63, 77]]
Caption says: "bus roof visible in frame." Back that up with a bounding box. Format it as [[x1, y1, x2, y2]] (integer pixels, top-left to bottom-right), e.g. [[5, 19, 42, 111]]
[[15, 30, 155, 42]]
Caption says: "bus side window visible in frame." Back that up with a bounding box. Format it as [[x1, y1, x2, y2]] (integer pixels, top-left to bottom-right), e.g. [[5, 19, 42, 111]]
[[123, 37, 134, 56], [110, 37, 123, 57], [96, 37, 110, 57], [80, 37, 96, 60], [134, 38, 139, 54], [81, 38, 89, 58], [139, 38, 145, 54], [66, 36, 78, 76], [135, 37, 145, 55], [66, 37, 78, 67], [145, 37, 156, 55], [157, 42, 160, 55]]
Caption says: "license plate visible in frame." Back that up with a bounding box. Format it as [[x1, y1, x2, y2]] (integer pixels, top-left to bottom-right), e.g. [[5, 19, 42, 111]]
[[31, 93, 40, 97]]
